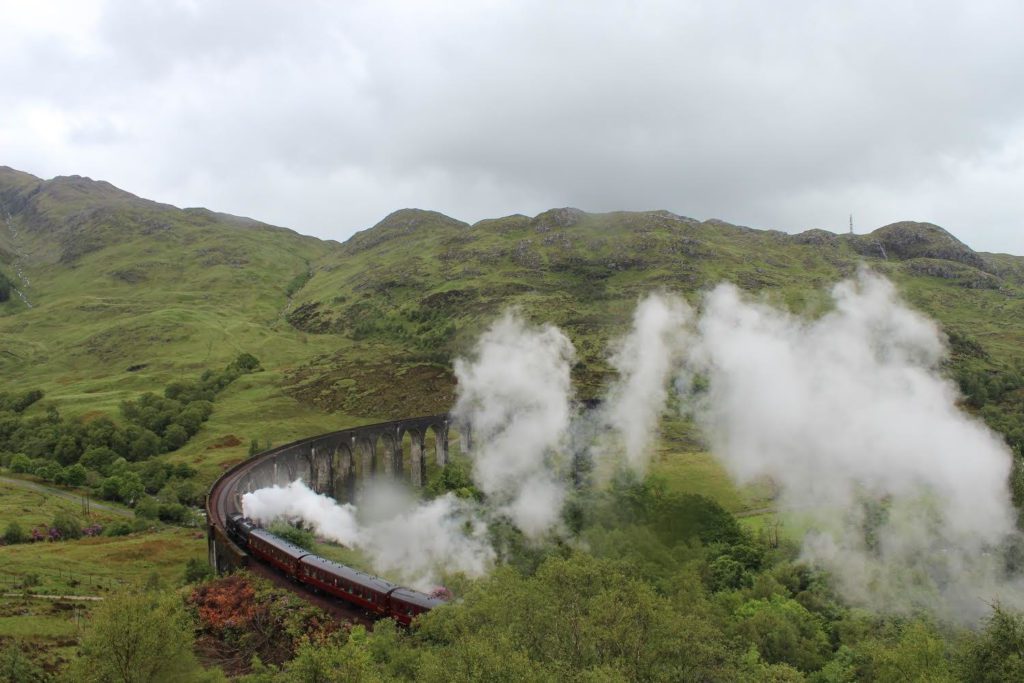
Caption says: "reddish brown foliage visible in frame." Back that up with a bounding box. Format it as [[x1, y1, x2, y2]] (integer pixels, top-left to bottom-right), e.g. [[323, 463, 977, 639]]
[[206, 434, 243, 449], [189, 574, 256, 629], [188, 573, 341, 676]]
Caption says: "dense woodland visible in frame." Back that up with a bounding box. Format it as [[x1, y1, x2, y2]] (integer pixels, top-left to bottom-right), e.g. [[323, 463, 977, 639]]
[[5, 466, 1024, 681]]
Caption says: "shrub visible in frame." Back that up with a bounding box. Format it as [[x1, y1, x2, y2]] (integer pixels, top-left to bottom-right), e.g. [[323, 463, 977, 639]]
[[34, 461, 61, 482], [51, 511, 83, 540], [183, 558, 214, 584], [104, 521, 132, 537], [135, 497, 160, 520], [0, 640, 47, 682], [3, 521, 26, 545], [9, 453, 31, 473], [0, 389, 44, 413], [230, 352, 262, 372], [268, 521, 315, 551], [157, 502, 189, 524]]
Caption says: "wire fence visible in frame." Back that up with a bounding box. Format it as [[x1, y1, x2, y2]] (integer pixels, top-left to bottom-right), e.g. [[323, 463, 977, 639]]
[[0, 568, 126, 595]]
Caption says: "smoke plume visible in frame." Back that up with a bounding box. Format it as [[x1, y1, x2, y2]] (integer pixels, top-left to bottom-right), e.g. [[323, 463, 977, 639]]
[[243, 271, 1022, 619], [682, 270, 1021, 619], [242, 480, 494, 590], [599, 293, 691, 475], [452, 309, 576, 538]]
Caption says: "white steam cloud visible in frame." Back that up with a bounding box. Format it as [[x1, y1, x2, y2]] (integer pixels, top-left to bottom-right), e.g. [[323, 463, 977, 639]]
[[242, 480, 494, 591], [242, 271, 1022, 619], [452, 309, 576, 538], [683, 270, 1021, 619], [600, 293, 691, 475]]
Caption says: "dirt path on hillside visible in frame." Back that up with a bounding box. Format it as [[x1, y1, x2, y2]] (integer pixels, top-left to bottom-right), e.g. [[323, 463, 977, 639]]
[[2, 592, 104, 601], [0, 476, 133, 518]]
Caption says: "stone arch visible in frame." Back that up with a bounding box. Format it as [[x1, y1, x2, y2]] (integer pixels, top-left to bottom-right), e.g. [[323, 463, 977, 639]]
[[374, 431, 401, 479], [446, 423, 465, 462], [357, 435, 377, 480], [422, 421, 448, 483], [422, 425, 437, 486], [332, 438, 356, 503], [308, 441, 333, 495], [399, 428, 416, 485]]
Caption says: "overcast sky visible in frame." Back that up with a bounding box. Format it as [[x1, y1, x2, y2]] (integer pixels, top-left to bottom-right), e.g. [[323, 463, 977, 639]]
[[2, 1, 1023, 254]]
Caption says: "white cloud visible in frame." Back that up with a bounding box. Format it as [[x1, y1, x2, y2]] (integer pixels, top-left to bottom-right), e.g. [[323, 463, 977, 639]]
[[2, 0, 1023, 252]]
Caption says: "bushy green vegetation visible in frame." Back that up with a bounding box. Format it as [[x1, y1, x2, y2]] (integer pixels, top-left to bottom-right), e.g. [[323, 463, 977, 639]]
[[0, 354, 258, 509], [267, 521, 316, 551], [64, 587, 217, 682], [38, 472, 1024, 681], [0, 642, 48, 683]]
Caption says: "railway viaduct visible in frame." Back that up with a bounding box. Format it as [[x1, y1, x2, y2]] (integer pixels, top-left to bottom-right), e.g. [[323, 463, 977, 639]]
[[206, 413, 471, 574]]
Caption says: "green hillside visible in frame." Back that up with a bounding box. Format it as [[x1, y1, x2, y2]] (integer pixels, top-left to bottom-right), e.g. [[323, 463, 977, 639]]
[[5, 167, 1024, 679], [3, 166, 1024, 482], [284, 207, 1024, 416]]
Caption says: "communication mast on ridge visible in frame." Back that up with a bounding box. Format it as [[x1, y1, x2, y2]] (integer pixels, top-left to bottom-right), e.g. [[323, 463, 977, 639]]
[[849, 214, 854, 235]]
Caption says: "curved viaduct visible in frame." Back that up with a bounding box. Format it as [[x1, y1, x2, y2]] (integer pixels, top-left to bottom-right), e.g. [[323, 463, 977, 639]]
[[206, 413, 470, 574]]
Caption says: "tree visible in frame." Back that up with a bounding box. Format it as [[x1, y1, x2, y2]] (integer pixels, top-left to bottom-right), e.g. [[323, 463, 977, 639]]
[[34, 461, 61, 482], [79, 445, 118, 473], [733, 596, 831, 672], [957, 605, 1024, 682], [857, 620, 955, 683], [707, 555, 751, 592], [65, 589, 217, 682], [163, 423, 189, 451], [9, 453, 31, 473], [127, 427, 162, 461], [53, 434, 81, 466], [230, 352, 261, 372], [61, 463, 88, 487]]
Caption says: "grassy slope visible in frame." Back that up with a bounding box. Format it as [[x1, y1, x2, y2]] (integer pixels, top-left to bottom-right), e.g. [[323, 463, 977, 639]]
[[2, 169, 1024, 579], [0, 480, 125, 530]]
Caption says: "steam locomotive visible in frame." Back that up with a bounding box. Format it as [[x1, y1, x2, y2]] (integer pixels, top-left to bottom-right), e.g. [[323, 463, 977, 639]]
[[226, 512, 445, 625]]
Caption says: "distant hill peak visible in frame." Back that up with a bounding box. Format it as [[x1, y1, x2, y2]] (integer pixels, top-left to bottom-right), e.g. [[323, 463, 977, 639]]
[[343, 208, 469, 254], [855, 221, 986, 270], [530, 207, 587, 231], [373, 208, 468, 231]]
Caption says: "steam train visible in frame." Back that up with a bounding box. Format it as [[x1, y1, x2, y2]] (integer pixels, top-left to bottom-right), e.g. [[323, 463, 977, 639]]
[[226, 512, 445, 625]]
